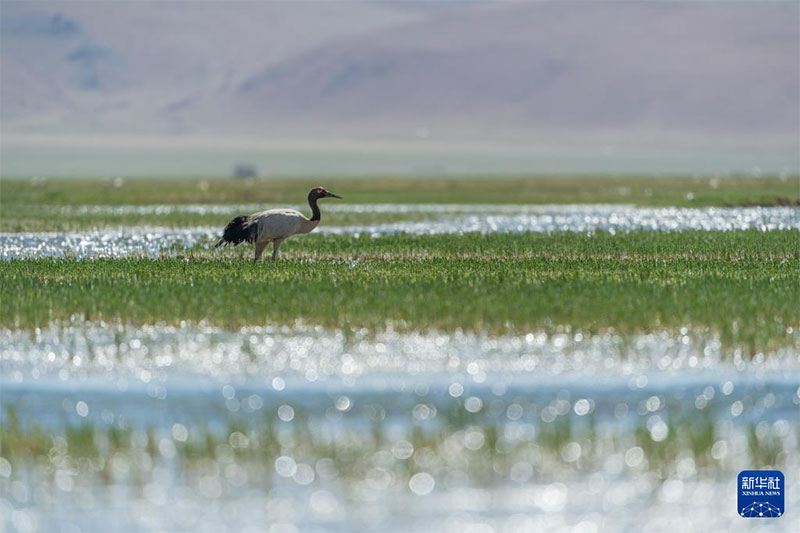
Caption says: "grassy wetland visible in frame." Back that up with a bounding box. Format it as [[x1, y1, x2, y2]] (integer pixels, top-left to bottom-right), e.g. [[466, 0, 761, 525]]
[[1, 175, 799, 531], [2, 231, 799, 353], [1, 174, 798, 231]]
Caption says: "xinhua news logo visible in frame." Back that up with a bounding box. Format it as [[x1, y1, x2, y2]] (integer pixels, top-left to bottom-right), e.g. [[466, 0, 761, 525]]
[[738, 470, 784, 518]]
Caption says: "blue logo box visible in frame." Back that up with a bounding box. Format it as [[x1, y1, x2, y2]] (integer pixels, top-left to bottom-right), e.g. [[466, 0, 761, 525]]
[[738, 470, 784, 518]]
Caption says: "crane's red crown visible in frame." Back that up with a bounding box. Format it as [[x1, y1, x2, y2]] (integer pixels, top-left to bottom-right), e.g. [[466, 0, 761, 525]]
[[309, 186, 342, 199]]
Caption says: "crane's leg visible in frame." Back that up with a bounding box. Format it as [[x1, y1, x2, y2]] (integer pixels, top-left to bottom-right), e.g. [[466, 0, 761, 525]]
[[253, 241, 268, 263], [271, 239, 284, 260]]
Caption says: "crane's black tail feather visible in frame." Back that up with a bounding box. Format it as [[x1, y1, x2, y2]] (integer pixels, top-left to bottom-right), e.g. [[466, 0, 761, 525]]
[[215, 215, 257, 247]]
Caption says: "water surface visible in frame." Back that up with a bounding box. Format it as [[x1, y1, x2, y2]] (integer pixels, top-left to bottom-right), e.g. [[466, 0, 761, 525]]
[[1, 325, 797, 532], [2, 205, 798, 259]]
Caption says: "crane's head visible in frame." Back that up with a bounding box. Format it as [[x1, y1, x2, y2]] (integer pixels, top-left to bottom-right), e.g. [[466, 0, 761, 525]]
[[309, 186, 342, 200]]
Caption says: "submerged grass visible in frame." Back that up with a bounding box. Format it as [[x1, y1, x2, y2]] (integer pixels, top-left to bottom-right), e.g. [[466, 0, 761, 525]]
[[0, 401, 792, 483], [2, 231, 798, 353]]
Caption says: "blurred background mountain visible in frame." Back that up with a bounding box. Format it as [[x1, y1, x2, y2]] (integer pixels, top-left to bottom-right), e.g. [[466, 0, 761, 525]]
[[1, 0, 798, 176]]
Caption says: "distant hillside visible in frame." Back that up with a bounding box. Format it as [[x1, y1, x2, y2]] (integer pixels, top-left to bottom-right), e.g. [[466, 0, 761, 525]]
[[0, 1, 424, 134], [230, 2, 799, 139], [1, 1, 798, 177]]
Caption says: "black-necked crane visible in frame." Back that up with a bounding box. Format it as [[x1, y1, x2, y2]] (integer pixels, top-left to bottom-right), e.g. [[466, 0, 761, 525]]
[[215, 186, 342, 261]]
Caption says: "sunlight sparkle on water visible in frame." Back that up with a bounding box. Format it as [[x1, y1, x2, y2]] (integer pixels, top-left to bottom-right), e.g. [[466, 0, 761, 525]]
[[2, 205, 798, 259]]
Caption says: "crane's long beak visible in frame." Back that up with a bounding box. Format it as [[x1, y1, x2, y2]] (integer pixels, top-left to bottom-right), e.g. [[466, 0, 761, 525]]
[[327, 192, 342, 199]]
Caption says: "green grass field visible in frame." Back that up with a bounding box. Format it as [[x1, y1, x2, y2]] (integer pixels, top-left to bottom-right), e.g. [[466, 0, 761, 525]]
[[2, 231, 798, 353], [2, 175, 797, 205], [2, 176, 798, 352]]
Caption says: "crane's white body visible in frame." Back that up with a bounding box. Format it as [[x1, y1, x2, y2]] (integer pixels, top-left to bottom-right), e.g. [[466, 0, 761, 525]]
[[251, 209, 319, 240], [217, 186, 340, 261], [249, 208, 320, 261]]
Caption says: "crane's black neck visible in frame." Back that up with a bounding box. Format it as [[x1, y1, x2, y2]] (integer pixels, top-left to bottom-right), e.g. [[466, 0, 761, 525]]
[[308, 193, 321, 221]]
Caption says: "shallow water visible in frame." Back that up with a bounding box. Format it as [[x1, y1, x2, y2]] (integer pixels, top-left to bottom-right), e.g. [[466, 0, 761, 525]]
[[321, 205, 800, 236], [0, 227, 220, 260], [2, 324, 799, 387], [1, 325, 798, 532], [2, 205, 798, 259]]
